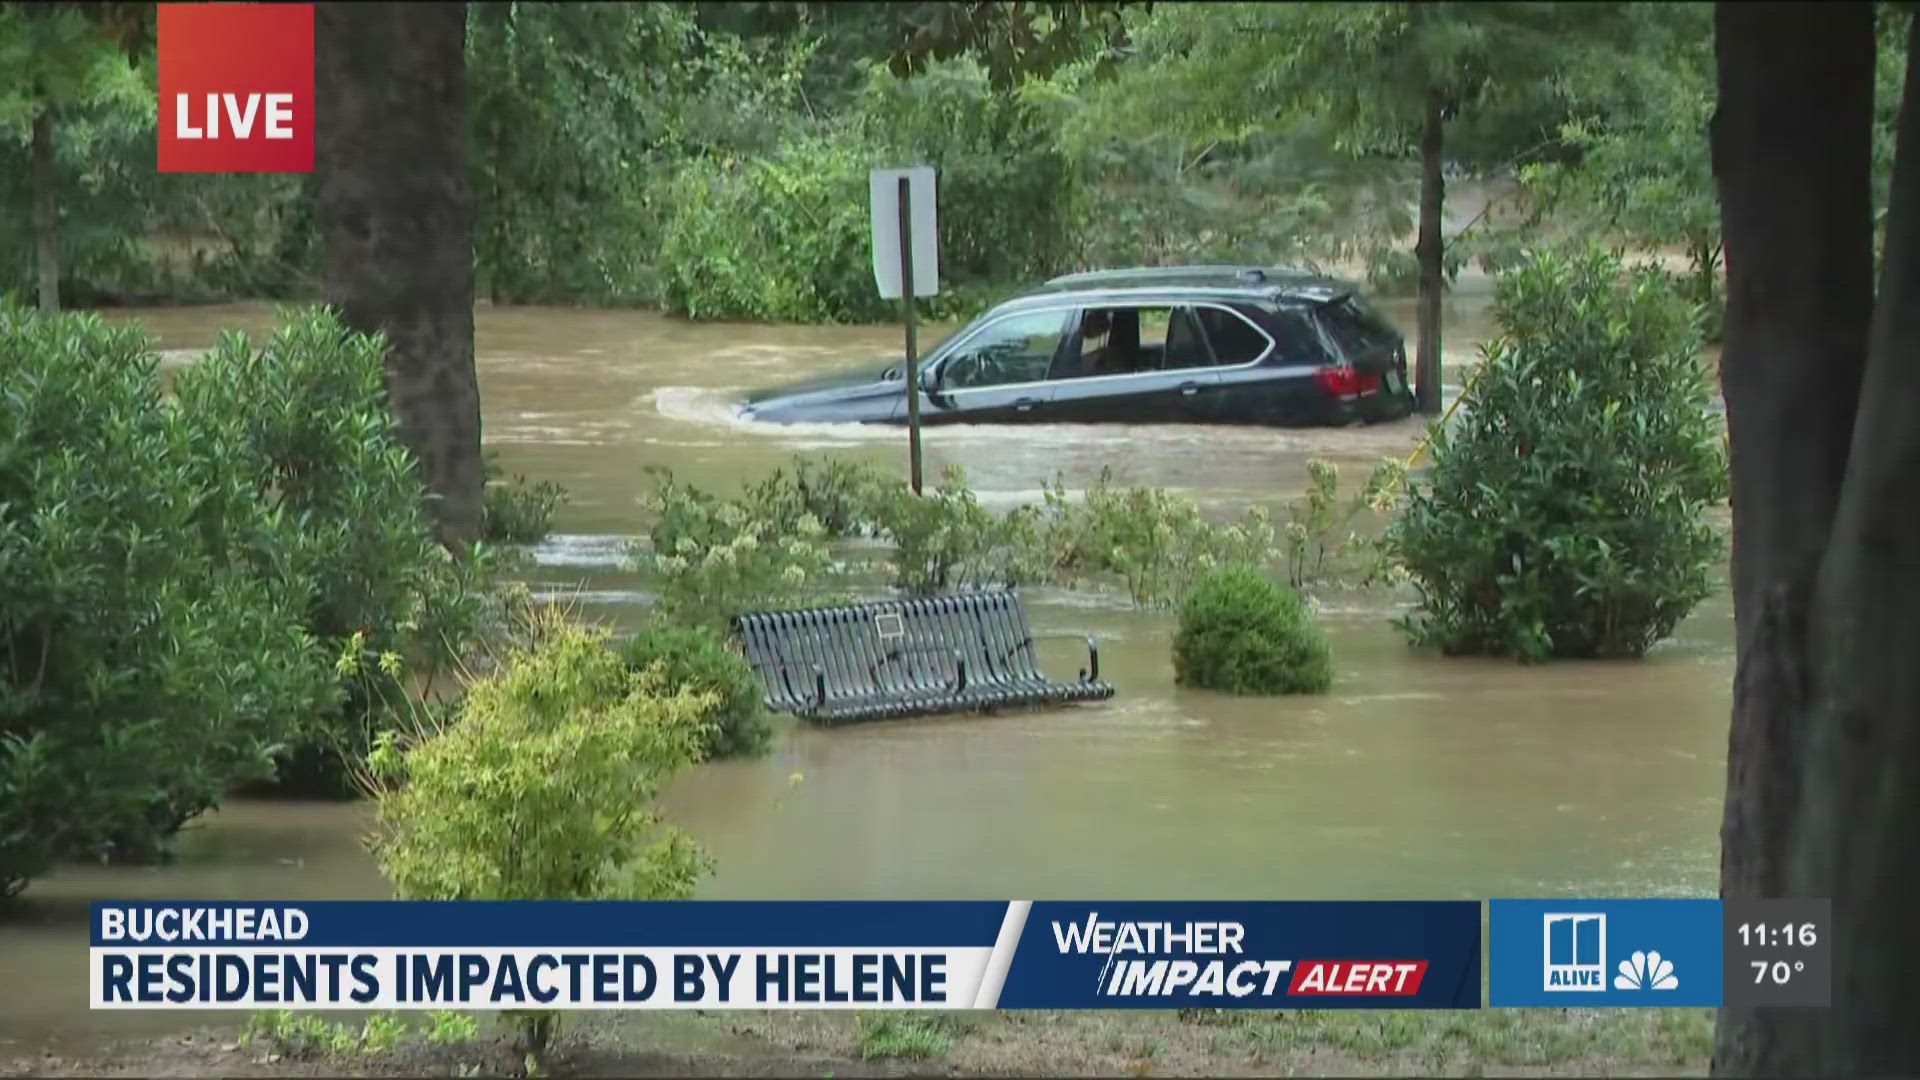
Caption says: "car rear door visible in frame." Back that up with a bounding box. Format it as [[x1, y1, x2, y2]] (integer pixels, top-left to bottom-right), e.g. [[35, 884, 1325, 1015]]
[[1190, 304, 1322, 424]]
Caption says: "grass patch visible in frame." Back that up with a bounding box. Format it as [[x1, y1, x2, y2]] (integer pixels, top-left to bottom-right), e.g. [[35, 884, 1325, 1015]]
[[1193, 1007, 1714, 1073], [854, 1012, 976, 1061]]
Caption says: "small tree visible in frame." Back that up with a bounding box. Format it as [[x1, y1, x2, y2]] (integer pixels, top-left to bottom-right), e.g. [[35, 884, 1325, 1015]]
[[1385, 245, 1727, 661], [1172, 566, 1333, 695], [365, 622, 714, 1064]]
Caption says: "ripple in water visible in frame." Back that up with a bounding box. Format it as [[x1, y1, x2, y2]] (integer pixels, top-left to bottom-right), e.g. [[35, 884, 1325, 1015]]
[[529, 533, 637, 569]]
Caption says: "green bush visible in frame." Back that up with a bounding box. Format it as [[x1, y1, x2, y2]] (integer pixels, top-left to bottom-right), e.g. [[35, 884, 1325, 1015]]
[[172, 308, 509, 793], [482, 453, 566, 543], [1172, 567, 1333, 695], [621, 624, 771, 759], [872, 467, 1045, 595], [0, 306, 333, 895], [1384, 246, 1728, 660], [365, 621, 713, 1063], [658, 59, 1081, 324], [632, 467, 849, 630], [1039, 469, 1282, 609]]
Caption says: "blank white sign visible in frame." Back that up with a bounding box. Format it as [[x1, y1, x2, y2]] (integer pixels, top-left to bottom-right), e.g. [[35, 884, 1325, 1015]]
[[870, 166, 939, 299]]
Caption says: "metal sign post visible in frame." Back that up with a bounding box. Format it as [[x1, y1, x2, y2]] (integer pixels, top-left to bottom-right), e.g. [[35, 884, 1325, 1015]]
[[897, 176, 923, 494], [870, 166, 937, 496]]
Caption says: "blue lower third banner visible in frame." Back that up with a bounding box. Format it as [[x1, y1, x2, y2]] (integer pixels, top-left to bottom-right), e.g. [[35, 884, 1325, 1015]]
[[1489, 899, 1722, 1007], [91, 900, 1480, 1010]]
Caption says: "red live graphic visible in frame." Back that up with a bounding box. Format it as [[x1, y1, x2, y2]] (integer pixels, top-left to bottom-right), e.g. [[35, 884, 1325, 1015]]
[[158, 3, 314, 173], [1287, 960, 1429, 996]]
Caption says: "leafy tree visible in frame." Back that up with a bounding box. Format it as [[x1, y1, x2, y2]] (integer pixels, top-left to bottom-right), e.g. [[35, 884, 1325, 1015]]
[[1073, 2, 1636, 413], [0, 2, 150, 311], [1709, 2, 1920, 1074], [695, 1, 1135, 97]]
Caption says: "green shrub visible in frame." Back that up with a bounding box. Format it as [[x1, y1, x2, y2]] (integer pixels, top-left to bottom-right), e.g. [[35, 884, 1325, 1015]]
[[1039, 470, 1283, 609], [872, 467, 1045, 595], [632, 467, 848, 630], [1284, 457, 1407, 589], [622, 624, 771, 759], [744, 456, 894, 540], [1172, 566, 1333, 695], [658, 59, 1081, 324], [481, 453, 566, 543], [855, 1012, 969, 1061], [173, 309, 509, 793], [365, 621, 714, 1064], [0, 306, 333, 895], [1384, 245, 1728, 660]]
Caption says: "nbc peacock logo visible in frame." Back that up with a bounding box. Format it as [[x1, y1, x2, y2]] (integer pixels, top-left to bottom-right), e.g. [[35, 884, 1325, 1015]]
[[1613, 950, 1679, 991]]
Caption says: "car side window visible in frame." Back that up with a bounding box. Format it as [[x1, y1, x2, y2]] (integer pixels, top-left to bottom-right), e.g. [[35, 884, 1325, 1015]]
[[1265, 308, 1333, 366], [1194, 306, 1273, 366], [1053, 305, 1227, 378], [939, 311, 1068, 389]]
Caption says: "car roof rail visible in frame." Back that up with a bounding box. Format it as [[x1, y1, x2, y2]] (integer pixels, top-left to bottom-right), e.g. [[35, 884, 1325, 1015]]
[[1042, 265, 1258, 287]]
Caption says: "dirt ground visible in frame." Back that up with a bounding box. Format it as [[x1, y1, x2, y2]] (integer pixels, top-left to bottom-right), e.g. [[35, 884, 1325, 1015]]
[[4, 1007, 1714, 1078]]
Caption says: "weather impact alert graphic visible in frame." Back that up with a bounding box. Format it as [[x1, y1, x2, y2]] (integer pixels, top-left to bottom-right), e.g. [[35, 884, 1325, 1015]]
[[1488, 899, 1722, 1007]]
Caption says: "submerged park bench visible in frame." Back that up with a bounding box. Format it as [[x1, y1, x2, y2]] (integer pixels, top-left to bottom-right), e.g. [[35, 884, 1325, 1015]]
[[730, 589, 1114, 723]]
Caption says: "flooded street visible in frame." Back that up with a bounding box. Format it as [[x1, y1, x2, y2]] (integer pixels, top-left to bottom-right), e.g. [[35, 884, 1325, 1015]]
[[0, 282, 1732, 1051]]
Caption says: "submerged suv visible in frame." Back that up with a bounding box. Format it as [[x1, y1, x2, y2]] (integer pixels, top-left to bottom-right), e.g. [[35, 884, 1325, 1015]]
[[739, 266, 1417, 427]]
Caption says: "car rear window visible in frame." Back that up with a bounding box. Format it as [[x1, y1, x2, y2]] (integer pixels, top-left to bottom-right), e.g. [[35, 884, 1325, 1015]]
[[1264, 308, 1333, 366], [1317, 296, 1402, 357], [1194, 306, 1271, 365]]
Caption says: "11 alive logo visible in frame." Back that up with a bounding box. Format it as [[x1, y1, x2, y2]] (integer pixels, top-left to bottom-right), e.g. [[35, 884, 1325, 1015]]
[[159, 4, 314, 173]]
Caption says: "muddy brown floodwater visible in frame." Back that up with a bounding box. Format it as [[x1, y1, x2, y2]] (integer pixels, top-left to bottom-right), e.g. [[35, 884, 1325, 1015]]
[[0, 278, 1731, 1056]]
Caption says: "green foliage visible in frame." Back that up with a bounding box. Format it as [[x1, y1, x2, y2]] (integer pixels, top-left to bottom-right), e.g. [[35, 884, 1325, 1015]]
[[482, 453, 566, 543], [634, 467, 848, 630], [1284, 457, 1406, 589], [635, 457, 1285, 621], [1172, 566, 1332, 695], [1517, 4, 1723, 332], [661, 57, 1081, 322], [1384, 246, 1727, 661], [365, 621, 715, 1062], [873, 467, 1045, 594], [240, 1010, 407, 1059], [0, 305, 332, 894], [659, 135, 886, 322], [855, 1012, 971, 1061], [621, 624, 771, 760], [1038, 469, 1282, 609], [172, 308, 510, 794]]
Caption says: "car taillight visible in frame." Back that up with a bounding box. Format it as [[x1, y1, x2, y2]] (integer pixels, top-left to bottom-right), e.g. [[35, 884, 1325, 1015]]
[[1314, 364, 1380, 398]]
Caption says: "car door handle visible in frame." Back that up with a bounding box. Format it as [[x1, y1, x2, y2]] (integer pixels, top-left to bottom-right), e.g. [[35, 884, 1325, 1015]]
[[1178, 381, 1203, 397], [1014, 397, 1039, 412]]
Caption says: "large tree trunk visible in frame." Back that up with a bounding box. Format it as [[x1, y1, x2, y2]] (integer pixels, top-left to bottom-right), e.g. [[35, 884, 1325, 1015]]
[[1413, 84, 1445, 415], [1708, 2, 1880, 1075], [316, 1, 483, 547], [1795, 8, 1920, 1073], [31, 106, 57, 314]]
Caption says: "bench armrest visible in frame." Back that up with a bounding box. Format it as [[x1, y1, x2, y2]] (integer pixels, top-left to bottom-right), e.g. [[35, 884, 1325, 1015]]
[[1027, 631, 1101, 683]]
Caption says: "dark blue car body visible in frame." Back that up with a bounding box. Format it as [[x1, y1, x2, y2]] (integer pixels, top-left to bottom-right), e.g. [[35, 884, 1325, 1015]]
[[741, 266, 1417, 427]]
